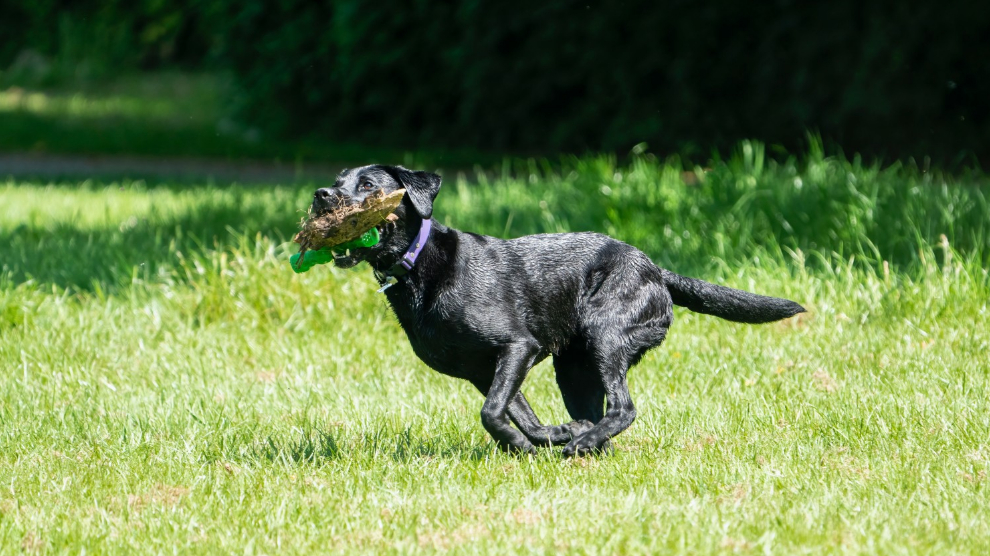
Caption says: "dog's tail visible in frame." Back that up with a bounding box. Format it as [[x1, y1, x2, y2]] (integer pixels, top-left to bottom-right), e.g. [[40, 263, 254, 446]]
[[663, 271, 805, 324]]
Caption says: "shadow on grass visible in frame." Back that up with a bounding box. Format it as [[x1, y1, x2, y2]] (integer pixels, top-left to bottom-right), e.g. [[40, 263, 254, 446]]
[[0, 109, 503, 171], [257, 431, 345, 463], [224, 427, 495, 465], [0, 184, 306, 293], [365, 427, 494, 462]]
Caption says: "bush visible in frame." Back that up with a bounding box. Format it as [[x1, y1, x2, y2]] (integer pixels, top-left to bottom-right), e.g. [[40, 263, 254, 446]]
[[1, 0, 212, 83], [209, 0, 990, 163]]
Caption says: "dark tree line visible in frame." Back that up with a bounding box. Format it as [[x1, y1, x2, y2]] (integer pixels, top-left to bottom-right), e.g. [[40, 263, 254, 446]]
[[3, 0, 988, 163]]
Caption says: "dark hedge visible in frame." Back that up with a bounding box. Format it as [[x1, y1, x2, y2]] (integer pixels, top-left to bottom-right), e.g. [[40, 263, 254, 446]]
[[209, 0, 990, 162], [0, 0, 211, 77], [4, 0, 988, 162], [205, 0, 990, 163]]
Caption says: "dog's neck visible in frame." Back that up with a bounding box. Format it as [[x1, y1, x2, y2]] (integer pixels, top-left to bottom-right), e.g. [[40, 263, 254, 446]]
[[369, 217, 452, 329], [367, 214, 447, 281], [384, 217, 432, 278]]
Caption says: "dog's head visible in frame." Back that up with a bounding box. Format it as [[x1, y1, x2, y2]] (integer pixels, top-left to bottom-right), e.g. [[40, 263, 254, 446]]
[[311, 165, 441, 268]]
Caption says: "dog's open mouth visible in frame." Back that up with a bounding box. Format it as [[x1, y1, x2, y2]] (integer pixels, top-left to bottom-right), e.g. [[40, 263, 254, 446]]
[[330, 243, 372, 268]]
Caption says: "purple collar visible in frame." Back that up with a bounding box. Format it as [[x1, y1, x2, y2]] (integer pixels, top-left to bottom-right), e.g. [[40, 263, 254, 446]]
[[388, 218, 432, 277]]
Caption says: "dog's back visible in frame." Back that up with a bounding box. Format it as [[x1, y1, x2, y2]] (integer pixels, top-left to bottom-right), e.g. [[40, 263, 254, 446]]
[[435, 231, 671, 356], [443, 230, 803, 351]]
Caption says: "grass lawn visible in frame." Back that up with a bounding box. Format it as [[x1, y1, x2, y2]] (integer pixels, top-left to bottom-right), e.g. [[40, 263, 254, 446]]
[[1, 152, 989, 554]]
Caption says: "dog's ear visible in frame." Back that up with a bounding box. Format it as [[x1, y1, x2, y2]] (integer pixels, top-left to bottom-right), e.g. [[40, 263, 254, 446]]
[[384, 166, 441, 219]]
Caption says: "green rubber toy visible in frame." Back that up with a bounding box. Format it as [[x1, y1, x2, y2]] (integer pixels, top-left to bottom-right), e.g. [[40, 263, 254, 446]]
[[290, 227, 380, 273]]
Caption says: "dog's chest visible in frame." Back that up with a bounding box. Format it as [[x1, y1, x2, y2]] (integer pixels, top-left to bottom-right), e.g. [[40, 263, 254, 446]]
[[386, 286, 504, 379]]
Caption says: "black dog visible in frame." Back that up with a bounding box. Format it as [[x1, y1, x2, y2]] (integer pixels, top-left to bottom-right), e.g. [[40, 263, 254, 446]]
[[312, 165, 804, 456]]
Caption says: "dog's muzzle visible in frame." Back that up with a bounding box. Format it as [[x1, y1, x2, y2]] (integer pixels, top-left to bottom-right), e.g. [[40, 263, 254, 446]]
[[312, 187, 346, 214]]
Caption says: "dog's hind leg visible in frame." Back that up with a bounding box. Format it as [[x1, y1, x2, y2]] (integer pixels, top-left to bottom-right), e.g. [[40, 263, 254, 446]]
[[553, 351, 610, 452], [558, 265, 671, 457], [554, 359, 606, 424], [560, 348, 637, 458], [557, 324, 666, 457]]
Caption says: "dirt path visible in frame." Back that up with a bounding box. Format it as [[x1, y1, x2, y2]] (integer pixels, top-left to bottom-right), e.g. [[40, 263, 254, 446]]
[[0, 152, 342, 184]]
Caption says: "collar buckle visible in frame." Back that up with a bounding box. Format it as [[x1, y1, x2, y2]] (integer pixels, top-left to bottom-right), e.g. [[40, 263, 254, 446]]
[[376, 277, 396, 293]]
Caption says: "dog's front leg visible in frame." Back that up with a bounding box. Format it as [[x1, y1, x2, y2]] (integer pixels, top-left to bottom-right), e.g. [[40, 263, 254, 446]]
[[507, 393, 594, 447], [477, 342, 541, 455], [470, 381, 582, 447]]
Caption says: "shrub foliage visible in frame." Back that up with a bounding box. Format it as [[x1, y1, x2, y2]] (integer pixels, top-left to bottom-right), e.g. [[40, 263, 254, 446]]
[[3, 1, 988, 161], [208, 0, 989, 161]]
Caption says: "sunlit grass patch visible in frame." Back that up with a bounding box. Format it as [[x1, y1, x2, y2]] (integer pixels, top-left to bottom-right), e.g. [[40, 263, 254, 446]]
[[0, 72, 218, 123]]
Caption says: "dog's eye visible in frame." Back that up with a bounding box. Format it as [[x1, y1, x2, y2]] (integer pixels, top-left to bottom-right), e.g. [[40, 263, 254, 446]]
[[360, 181, 374, 191]]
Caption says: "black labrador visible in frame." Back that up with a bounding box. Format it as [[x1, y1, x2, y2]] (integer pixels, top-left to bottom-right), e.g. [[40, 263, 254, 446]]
[[311, 165, 805, 456]]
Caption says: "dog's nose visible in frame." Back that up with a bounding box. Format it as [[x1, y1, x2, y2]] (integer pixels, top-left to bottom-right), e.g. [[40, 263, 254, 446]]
[[315, 188, 333, 202], [313, 188, 340, 211]]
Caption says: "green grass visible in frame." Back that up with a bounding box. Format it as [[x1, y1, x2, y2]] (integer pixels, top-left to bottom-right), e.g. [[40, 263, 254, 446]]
[[2, 153, 989, 554]]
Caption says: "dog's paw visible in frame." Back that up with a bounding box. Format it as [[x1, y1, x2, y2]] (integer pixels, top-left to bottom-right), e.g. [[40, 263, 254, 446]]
[[561, 437, 612, 458], [561, 420, 595, 439], [497, 440, 538, 456]]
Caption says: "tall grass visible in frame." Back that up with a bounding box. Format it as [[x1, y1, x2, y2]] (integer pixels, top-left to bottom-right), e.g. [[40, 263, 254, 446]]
[[447, 141, 988, 275], [4, 142, 986, 295]]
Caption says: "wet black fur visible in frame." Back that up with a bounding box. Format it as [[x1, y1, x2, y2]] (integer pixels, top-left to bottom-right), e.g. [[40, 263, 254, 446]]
[[313, 165, 806, 456]]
